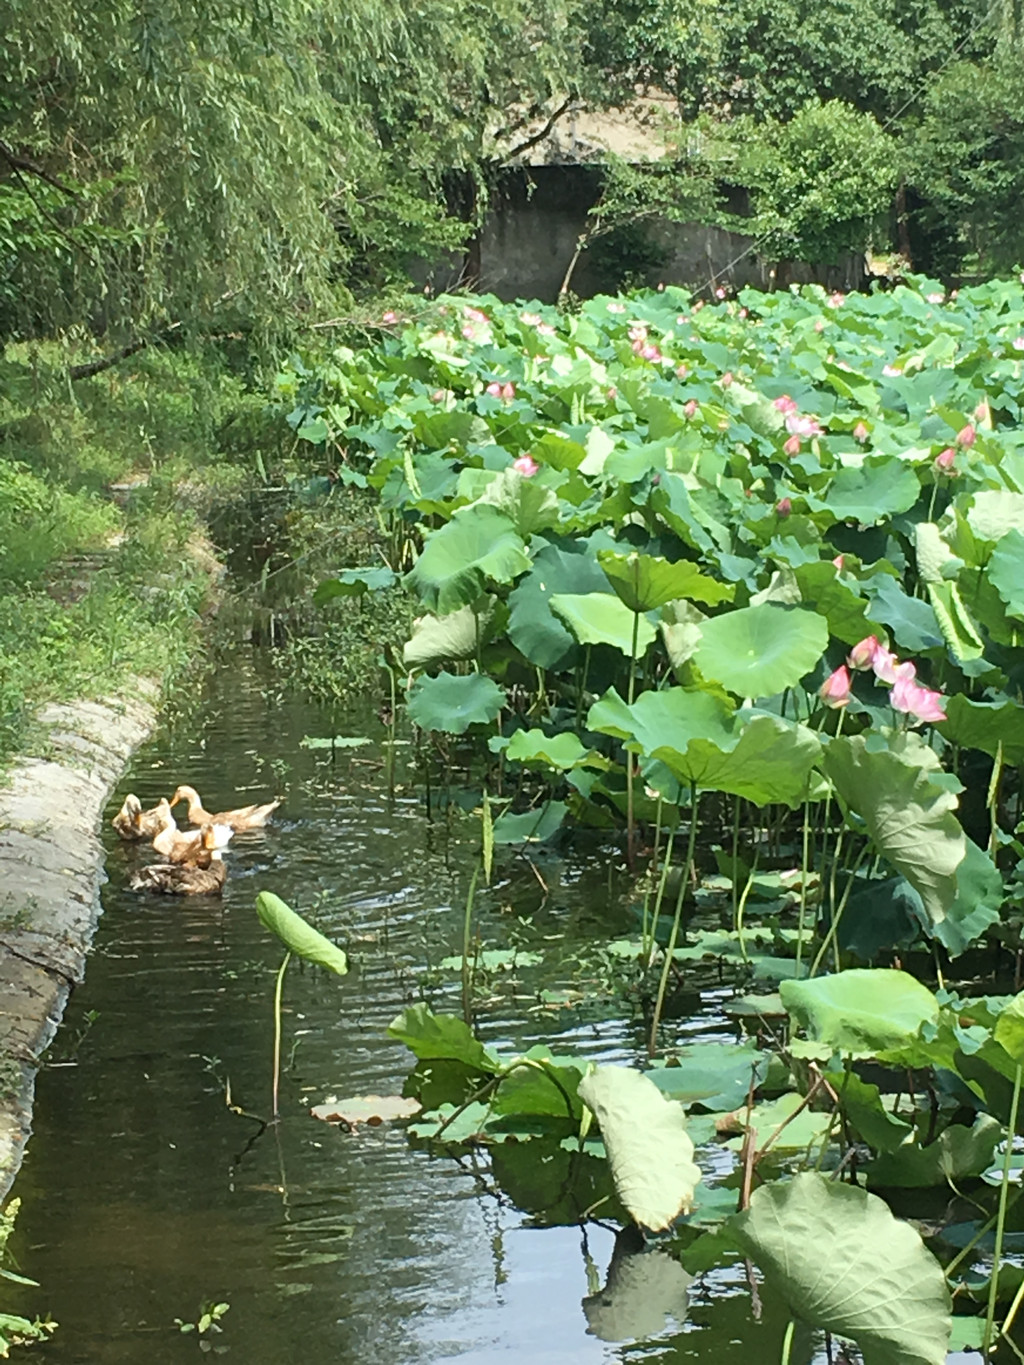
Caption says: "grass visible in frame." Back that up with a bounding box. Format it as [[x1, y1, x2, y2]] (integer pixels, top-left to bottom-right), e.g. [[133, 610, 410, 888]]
[[0, 339, 288, 769]]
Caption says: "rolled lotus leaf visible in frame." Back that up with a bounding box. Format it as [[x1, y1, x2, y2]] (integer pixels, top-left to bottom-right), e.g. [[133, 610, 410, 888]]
[[255, 891, 348, 975]]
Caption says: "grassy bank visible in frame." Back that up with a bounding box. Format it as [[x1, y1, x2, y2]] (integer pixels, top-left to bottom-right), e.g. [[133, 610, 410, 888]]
[[0, 340, 286, 767]]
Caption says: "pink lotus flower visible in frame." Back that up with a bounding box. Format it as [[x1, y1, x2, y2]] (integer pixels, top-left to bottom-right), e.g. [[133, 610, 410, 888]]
[[675, 363, 688, 379], [720, 371, 733, 387], [871, 646, 901, 685], [933, 447, 956, 474], [683, 400, 698, 418], [853, 421, 869, 443], [832, 554, 844, 571], [786, 413, 821, 438], [640, 343, 662, 362], [776, 497, 792, 516], [974, 399, 990, 422], [820, 665, 852, 709], [774, 395, 798, 415], [520, 312, 542, 326], [485, 381, 503, 397], [607, 386, 618, 401], [814, 319, 825, 333], [537, 323, 556, 336], [607, 301, 626, 314], [715, 286, 727, 300], [628, 325, 647, 342], [382, 310, 398, 323], [676, 315, 690, 325], [1013, 337, 1024, 352], [882, 364, 902, 378], [847, 636, 882, 671], [739, 307, 749, 319], [464, 306, 489, 324], [956, 424, 976, 447], [512, 454, 539, 477], [926, 292, 944, 305], [783, 434, 801, 456], [429, 389, 446, 404], [829, 292, 846, 307], [895, 682, 947, 724]]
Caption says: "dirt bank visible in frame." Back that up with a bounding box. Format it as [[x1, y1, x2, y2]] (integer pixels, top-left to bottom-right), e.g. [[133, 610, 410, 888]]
[[0, 687, 158, 1199]]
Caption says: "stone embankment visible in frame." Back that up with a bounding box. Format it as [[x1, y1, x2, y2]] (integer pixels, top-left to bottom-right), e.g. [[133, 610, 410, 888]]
[[0, 688, 158, 1199]]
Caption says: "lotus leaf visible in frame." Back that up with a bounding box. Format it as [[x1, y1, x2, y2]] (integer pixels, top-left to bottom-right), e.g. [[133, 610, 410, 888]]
[[403, 599, 499, 669], [578, 1065, 701, 1232], [597, 549, 733, 611], [647, 1041, 768, 1112], [503, 729, 598, 770], [388, 1004, 500, 1072], [506, 539, 614, 669], [490, 801, 567, 844], [781, 969, 939, 1052], [550, 592, 657, 656], [822, 734, 966, 925], [987, 527, 1024, 619], [405, 505, 530, 613], [693, 603, 828, 699], [939, 695, 1024, 765], [809, 457, 922, 524], [729, 1172, 952, 1365], [406, 672, 505, 734], [314, 566, 397, 603], [867, 1114, 1002, 1188], [255, 892, 348, 975]]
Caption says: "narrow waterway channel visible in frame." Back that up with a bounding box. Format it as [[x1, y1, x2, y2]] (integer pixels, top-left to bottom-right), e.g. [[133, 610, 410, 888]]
[[5, 640, 974, 1363]]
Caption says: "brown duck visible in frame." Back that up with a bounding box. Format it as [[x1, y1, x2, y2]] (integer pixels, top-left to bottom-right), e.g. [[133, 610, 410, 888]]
[[152, 819, 233, 865], [128, 825, 229, 896], [112, 795, 173, 841], [170, 784, 280, 831]]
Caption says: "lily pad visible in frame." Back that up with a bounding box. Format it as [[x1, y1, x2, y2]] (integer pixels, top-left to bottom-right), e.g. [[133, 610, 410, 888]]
[[406, 671, 505, 734], [310, 1094, 422, 1126]]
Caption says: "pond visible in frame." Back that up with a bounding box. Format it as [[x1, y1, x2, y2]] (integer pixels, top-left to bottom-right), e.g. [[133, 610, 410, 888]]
[[6, 642, 978, 1363]]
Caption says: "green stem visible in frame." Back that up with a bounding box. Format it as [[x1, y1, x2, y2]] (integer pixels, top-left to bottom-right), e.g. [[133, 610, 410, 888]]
[[461, 867, 480, 1028], [731, 795, 741, 931], [796, 799, 811, 975], [648, 784, 699, 1057], [780, 1318, 796, 1365], [645, 830, 676, 965], [735, 851, 759, 966], [626, 611, 640, 869], [985, 1060, 1023, 1355], [272, 950, 292, 1120], [810, 843, 869, 978]]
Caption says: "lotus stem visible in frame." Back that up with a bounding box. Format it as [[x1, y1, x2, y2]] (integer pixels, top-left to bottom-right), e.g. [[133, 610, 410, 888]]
[[809, 843, 869, 978], [734, 851, 758, 966], [626, 610, 640, 869], [644, 829, 676, 965], [648, 783, 699, 1057], [985, 1060, 1022, 1355], [796, 799, 811, 975], [780, 1318, 795, 1365], [272, 950, 292, 1120], [461, 867, 480, 1027]]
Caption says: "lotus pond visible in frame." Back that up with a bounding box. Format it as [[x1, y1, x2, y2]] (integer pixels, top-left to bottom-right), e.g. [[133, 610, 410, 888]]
[[7, 277, 1024, 1361]]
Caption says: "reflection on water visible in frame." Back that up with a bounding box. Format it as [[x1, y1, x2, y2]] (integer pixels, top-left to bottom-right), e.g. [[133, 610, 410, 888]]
[[5, 645, 904, 1363]]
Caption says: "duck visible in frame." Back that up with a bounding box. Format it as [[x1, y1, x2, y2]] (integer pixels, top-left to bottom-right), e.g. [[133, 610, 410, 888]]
[[152, 818, 233, 865], [112, 795, 174, 841], [170, 784, 281, 831], [128, 826, 230, 896]]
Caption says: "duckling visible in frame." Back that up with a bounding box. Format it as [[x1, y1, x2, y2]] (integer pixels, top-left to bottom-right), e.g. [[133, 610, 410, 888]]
[[128, 826, 229, 896], [170, 784, 280, 831], [152, 818, 233, 865], [112, 794, 173, 841]]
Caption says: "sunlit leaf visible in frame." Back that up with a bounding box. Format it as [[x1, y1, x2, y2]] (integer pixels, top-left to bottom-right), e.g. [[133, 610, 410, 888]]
[[255, 892, 348, 975], [406, 671, 505, 734], [781, 968, 939, 1052], [693, 604, 828, 698]]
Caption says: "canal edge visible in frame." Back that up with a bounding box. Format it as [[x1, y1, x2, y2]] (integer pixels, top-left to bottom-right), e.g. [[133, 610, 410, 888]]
[[0, 684, 160, 1201]]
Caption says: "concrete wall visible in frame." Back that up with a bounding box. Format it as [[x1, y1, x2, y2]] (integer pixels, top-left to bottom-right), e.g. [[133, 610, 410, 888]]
[[418, 166, 868, 302]]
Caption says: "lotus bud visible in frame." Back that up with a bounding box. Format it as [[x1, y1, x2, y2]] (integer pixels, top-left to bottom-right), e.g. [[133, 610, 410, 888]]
[[720, 371, 733, 387], [774, 395, 798, 415], [485, 382, 502, 397], [820, 666, 852, 709], [933, 447, 956, 474], [783, 434, 801, 456], [853, 421, 869, 442], [956, 424, 976, 447], [512, 454, 539, 477], [775, 497, 792, 517], [847, 636, 880, 671], [683, 400, 698, 418]]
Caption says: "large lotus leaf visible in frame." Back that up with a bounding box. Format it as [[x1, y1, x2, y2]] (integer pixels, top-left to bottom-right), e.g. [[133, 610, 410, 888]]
[[491, 1050, 585, 1120], [987, 527, 1024, 619], [693, 604, 828, 699], [866, 1114, 1003, 1188], [793, 561, 880, 645], [967, 490, 1024, 545], [507, 542, 612, 669], [474, 466, 560, 537], [503, 729, 598, 770], [825, 1070, 914, 1153], [808, 457, 922, 524], [648, 1040, 769, 1112], [927, 839, 1003, 958], [729, 1172, 952, 1365], [939, 695, 1024, 764], [994, 990, 1024, 1066], [403, 599, 499, 669], [255, 892, 348, 975], [388, 1003, 500, 1073], [407, 671, 505, 734], [578, 1066, 701, 1232], [780, 969, 939, 1052], [589, 688, 820, 807], [405, 505, 530, 613], [597, 550, 733, 612], [550, 592, 656, 656], [822, 734, 965, 925], [583, 1240, 692, 1343], [723, 1092, 834, 1151], [863, 576, 944, 652]]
